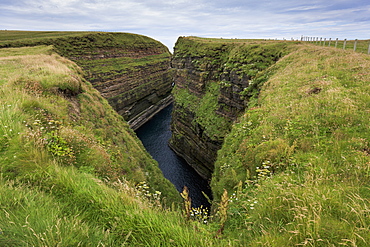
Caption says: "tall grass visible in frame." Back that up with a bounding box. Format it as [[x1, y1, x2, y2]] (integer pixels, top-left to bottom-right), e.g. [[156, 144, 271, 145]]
[[211, 45, 370, 246]]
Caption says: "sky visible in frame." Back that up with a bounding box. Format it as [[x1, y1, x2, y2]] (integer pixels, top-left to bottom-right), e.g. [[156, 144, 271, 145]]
[[1, 0, 370, 50]]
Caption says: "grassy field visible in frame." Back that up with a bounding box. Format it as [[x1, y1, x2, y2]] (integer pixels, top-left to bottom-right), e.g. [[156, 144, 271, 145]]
[[0, 30, 92, 46], [307, 38, 370, 54]]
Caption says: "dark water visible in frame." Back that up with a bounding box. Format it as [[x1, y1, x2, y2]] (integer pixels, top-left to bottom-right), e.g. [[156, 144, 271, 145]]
[[135, 104, 212, 208]]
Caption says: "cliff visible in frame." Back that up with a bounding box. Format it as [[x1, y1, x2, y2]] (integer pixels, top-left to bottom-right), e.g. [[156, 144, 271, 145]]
[[0, 31, 173, 130], [170, 37, 370, 245], [0, 44, 180, 203], [210, 44, 370, 246], [170, 37, 292, 179], [53, 33, 174, 130], [0, 45, 211, 246]]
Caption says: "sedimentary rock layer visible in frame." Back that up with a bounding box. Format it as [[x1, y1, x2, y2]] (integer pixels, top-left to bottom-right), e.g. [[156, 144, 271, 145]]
[[170, 37, 289, 179], [53, 32, 173, 129]]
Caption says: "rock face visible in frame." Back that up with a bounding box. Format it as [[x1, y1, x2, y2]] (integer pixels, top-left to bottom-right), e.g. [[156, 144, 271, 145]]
[[170, 37, 290, 179], [53, 32, 173, 130], [169, 38, 246, 179]]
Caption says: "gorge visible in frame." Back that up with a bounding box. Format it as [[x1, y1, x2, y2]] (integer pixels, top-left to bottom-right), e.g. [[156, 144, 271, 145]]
[[136, 104, 212, 208], [169, 37, 292, 180], [52, 34, 295, 204], [2, 31, 369, 246]]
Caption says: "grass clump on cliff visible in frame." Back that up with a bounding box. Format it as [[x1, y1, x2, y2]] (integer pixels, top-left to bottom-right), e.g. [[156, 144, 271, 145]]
[[211, 45, 370, 246], [172, 37, 294, 141]]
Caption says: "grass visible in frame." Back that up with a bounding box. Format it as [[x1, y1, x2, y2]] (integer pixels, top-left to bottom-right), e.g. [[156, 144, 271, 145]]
[[211, 44, 370, 245], [0, 31, 172, 112], [1, 33, 369, 246], [0, 31, 90, 44], [308, 38, 370, 54]]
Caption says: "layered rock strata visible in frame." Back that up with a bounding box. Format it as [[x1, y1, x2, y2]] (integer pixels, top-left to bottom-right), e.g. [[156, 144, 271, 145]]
[[170, 38, 248, 179], [53, 32, 173, 129], [170, 37, 289, 179]]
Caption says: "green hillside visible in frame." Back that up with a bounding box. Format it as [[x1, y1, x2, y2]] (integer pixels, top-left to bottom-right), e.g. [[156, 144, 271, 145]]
[[211, 44, 370, 246]]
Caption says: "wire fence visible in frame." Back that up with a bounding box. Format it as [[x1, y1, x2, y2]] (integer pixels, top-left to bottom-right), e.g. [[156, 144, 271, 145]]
[[301, 36, 370, 55]]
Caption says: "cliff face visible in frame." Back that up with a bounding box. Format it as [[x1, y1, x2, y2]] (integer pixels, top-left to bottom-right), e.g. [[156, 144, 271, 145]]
[[170, 37, 291, 179], [0, 44, 181, 207], [53, 32, 173, 130]]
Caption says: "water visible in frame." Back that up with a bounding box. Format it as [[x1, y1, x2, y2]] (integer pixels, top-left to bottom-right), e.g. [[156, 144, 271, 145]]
[[135, 104, 212, 208]]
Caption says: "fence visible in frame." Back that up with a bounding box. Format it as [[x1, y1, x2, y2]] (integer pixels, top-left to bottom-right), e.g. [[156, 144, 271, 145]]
[[301, 36, 370, 55]]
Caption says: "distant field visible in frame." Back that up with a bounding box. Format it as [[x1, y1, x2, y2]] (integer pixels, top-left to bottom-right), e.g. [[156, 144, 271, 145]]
[[187, 36, 278, 44], [0, 30, 93, 44], [188, 36, 370, 55]]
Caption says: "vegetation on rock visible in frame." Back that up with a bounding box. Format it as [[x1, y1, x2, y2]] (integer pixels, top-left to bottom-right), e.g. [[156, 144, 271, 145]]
[[1, 32, 369, 246], [0, 31, 173, 125], [170, 37, 294, 178], [211, 44, 370, 246], [0, 45, 205, 246]]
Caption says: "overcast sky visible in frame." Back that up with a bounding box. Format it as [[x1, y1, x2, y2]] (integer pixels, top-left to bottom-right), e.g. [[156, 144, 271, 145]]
[[1, 0, 370, 50]]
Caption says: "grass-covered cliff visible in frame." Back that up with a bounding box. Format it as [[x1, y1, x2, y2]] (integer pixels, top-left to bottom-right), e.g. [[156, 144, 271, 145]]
[[170, 37, 295, 178], [0, 45, 194, 246], [172, 37, 370, 245], [0, 31, 173, 129], [211, 44, 370, 245], [1, 33, 369, 246]]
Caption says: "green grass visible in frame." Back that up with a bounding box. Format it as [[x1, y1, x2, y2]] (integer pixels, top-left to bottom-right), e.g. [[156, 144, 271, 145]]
[[0, 30, 90, 44], [308, 38, 370, 54], [0, 30, 171, 85], [211, 45, 370, 245]]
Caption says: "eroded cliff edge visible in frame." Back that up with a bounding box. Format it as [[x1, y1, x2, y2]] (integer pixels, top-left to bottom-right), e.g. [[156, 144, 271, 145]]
[[52, 32, 174, 130], [170, 37, 292, 179]]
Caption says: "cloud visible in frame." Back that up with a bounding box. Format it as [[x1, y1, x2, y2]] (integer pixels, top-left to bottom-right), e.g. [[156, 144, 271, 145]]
[[1, 0, 370, 49]]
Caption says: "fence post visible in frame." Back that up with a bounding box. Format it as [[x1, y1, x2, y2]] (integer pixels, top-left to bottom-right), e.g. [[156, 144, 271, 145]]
[[328, 38, 331, 47], [320, 37, 322, 45], [335, 38, 338, 48], [343, 39, 347, 50], [368, 41, 370, 54], [324, 38, 326, 46], [354, 39, 358, 51]]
